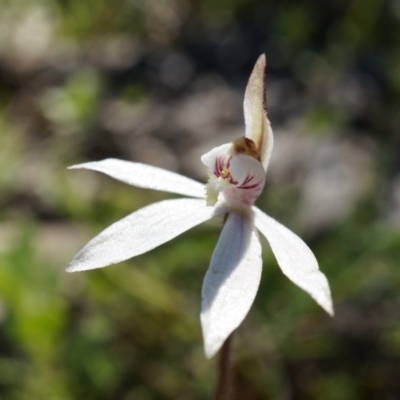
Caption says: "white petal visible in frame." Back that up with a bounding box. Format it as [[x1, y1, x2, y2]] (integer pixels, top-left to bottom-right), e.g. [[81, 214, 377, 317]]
[[200, 143, 232, 171], [229, 155, 266, 190], [222, 155, 266, 208], [253, 207, 334, 315], [201, 211, 262, 358], [68, 198, 226, 272], [69, 159, 205, 198], [243, 54, 274, 170]]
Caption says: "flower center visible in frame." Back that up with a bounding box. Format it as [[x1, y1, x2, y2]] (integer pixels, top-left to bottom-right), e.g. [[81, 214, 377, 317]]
[[202, 137, 265, 208]]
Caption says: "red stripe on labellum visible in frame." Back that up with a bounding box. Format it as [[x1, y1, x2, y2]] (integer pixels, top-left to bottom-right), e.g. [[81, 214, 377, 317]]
[[241, 175, 253, 186], [214, 157, 224, 176], [238, 175, 260, 190], [239, 184, 259, 190]]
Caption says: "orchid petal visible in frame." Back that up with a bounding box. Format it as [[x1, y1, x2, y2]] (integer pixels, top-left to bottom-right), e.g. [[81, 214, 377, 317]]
[[222, 155, 266, 208], [69, 159, 205, 198], [243, 54, 274, 170], [253, 207, 333, 316], [201, 211, 262, 358], [200, 143, 232, 174], [229, 154, 265, 188], [68, 199, 226, 272]]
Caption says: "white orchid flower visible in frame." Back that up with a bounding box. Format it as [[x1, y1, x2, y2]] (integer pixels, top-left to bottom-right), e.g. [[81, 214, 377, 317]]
[[68, 55, 333, 359]]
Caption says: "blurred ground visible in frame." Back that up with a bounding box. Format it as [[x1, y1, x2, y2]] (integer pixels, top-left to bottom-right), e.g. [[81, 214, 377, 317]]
[[1, 0, 400, 399]]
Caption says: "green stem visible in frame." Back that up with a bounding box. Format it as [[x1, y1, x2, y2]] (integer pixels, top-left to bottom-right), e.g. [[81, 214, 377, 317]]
[[214, 333, 234, 400]]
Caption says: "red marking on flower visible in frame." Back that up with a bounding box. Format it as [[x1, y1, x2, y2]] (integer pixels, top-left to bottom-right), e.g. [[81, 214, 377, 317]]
[[214, 157, 225, 176], [240, 183, 259, 190], [236, 175, 259, 190], [240, 175, 254, 186]]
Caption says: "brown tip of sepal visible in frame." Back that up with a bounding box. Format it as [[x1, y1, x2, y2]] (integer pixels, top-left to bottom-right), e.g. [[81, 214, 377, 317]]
[[255, 54, 267, 114]]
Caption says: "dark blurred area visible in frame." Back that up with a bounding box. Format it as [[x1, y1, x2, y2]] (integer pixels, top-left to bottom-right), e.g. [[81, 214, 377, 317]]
[[1, 0, 400, 399]]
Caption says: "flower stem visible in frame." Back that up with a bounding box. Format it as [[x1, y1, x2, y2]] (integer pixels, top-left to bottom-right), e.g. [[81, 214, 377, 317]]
[[213, 333, 234, 400]]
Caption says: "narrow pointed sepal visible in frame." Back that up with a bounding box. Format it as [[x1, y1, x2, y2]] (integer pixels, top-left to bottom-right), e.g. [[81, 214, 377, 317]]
[[253, 207, 334, 316], [243, 54, 274, 170], [69, 159, 205, 198], [68, 199, 226, 272], [201, 211, 262, 358]]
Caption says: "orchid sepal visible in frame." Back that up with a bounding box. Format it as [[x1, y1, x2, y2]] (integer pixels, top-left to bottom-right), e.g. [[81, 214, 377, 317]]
[[244, 54, 274, 171]]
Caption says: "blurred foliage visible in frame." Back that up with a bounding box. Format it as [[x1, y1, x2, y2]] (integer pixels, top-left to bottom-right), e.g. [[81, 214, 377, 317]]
[[1, 0, 400, 399]]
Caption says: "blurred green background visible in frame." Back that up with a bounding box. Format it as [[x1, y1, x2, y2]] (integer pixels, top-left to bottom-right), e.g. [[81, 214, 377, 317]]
[[1, 0, 400, 398]]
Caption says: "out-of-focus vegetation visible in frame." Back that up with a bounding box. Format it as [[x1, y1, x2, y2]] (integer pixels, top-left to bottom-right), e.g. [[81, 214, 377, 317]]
[[1, 0, 400, 398]]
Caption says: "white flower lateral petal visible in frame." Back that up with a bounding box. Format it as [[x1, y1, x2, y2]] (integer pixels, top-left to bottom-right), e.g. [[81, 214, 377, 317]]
[[68, 198, 226, 272], [201, 211, 262, 358], [69, 158, 205, 198], [253, 207, 334, 316], [67, 54, 334, 358]]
